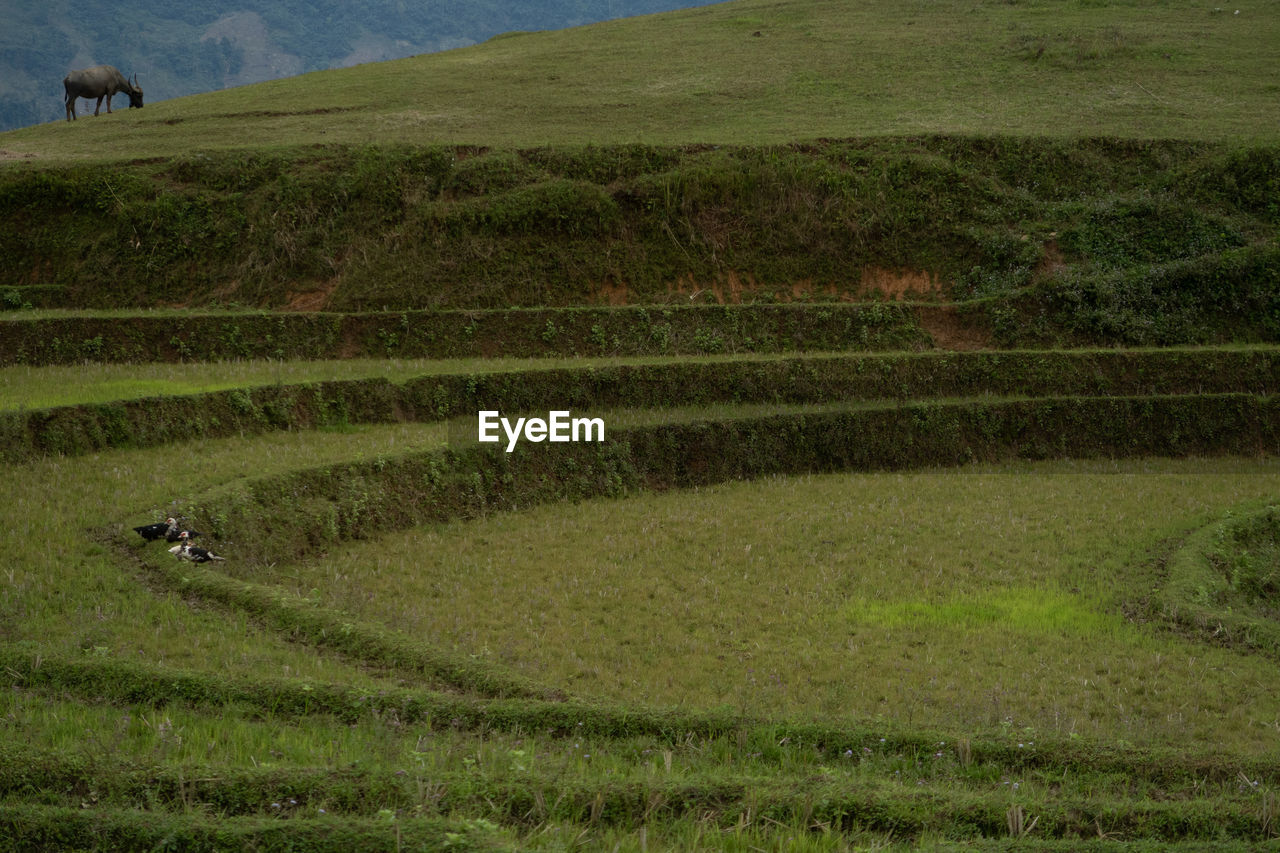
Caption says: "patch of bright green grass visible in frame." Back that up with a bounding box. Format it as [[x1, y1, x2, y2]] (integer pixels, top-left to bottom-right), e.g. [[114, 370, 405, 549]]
[[843, 587, 1119, 636]]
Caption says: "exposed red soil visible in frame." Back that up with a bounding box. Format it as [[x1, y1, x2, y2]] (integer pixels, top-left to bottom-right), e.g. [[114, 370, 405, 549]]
[[1035, 238, 1066, 281], [647, 269, 991, 349], [285, 288, 332, 312], [599, 278, 630, 305], [915, 305, 993, 351], [859, 267, 945, 301], [274, 265, 990, 349], [644, 267, 948, 305], [285, 277, 339, 311]]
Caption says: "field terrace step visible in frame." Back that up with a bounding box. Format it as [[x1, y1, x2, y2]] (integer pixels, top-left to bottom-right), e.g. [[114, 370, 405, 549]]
[[0, 303, 930, 366], [155, 392, 1280, 570], [3, 347, 1277, 462]]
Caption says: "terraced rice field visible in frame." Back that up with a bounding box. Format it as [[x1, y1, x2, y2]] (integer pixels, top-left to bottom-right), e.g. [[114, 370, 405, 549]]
[[4, 0, 1278, 844], [2, 316, 1278, 850]]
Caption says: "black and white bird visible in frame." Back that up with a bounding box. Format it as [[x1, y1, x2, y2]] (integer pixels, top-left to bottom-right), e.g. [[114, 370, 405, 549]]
[[134, 517, 178, 541], [164, 522, 201, 542], [168, 531, 225, 563], [135, 517, 201, 542]]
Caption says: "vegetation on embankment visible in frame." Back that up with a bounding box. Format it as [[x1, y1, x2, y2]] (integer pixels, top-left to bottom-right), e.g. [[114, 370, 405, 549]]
[[2, 138, 1277, 347], [1157, 501, 1280, 656], [3, 697, 1279, 849], [3, 657, 1280, 819], [5, 347, 1277, 461], [0, 303, 925, 365], [179, 393, 1280, 568]]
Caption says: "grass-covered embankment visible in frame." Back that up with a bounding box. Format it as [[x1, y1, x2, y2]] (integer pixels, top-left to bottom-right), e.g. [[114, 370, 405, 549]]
[[2, 138, 1277, 350], [3, 347, 1278, 461], [160, 392, 1279, 568], [0, 303, 926, 365]]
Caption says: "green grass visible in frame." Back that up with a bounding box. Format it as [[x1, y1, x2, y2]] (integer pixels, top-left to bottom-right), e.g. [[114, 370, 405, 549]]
[[0, 421, 445, 667], [267, 457, 1280, 750], [3, 363, 1280, 847], [5, 349, 991, 412], [1, 0, 1279, 846], [2, 0, 1278, 160], [9, 697, 1271, 852], [0, 354, 695, 411], [10, 343, 1266, 412]]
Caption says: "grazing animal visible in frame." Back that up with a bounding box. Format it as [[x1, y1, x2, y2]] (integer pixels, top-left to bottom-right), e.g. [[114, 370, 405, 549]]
[[169, 531, 225, 563], [63, 65, 143, 121]]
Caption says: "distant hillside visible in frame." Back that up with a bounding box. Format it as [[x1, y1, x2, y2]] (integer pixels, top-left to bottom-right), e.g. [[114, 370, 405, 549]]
[[0, 0, 720, 131]]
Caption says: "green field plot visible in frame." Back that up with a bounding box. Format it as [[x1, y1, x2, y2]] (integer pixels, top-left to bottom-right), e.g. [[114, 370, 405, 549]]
[[0, 353, 761, 412], [270, 459, 1280, 746]]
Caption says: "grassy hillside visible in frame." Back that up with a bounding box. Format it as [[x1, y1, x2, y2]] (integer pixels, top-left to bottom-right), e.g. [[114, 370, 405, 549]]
[[2, 0, 1279, 159], [0, 0, 722, 132], [2, 352, 1280, 849]]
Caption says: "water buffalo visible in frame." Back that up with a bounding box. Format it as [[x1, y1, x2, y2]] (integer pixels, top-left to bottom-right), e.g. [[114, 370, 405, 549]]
[[63, 65, 143, 121]]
